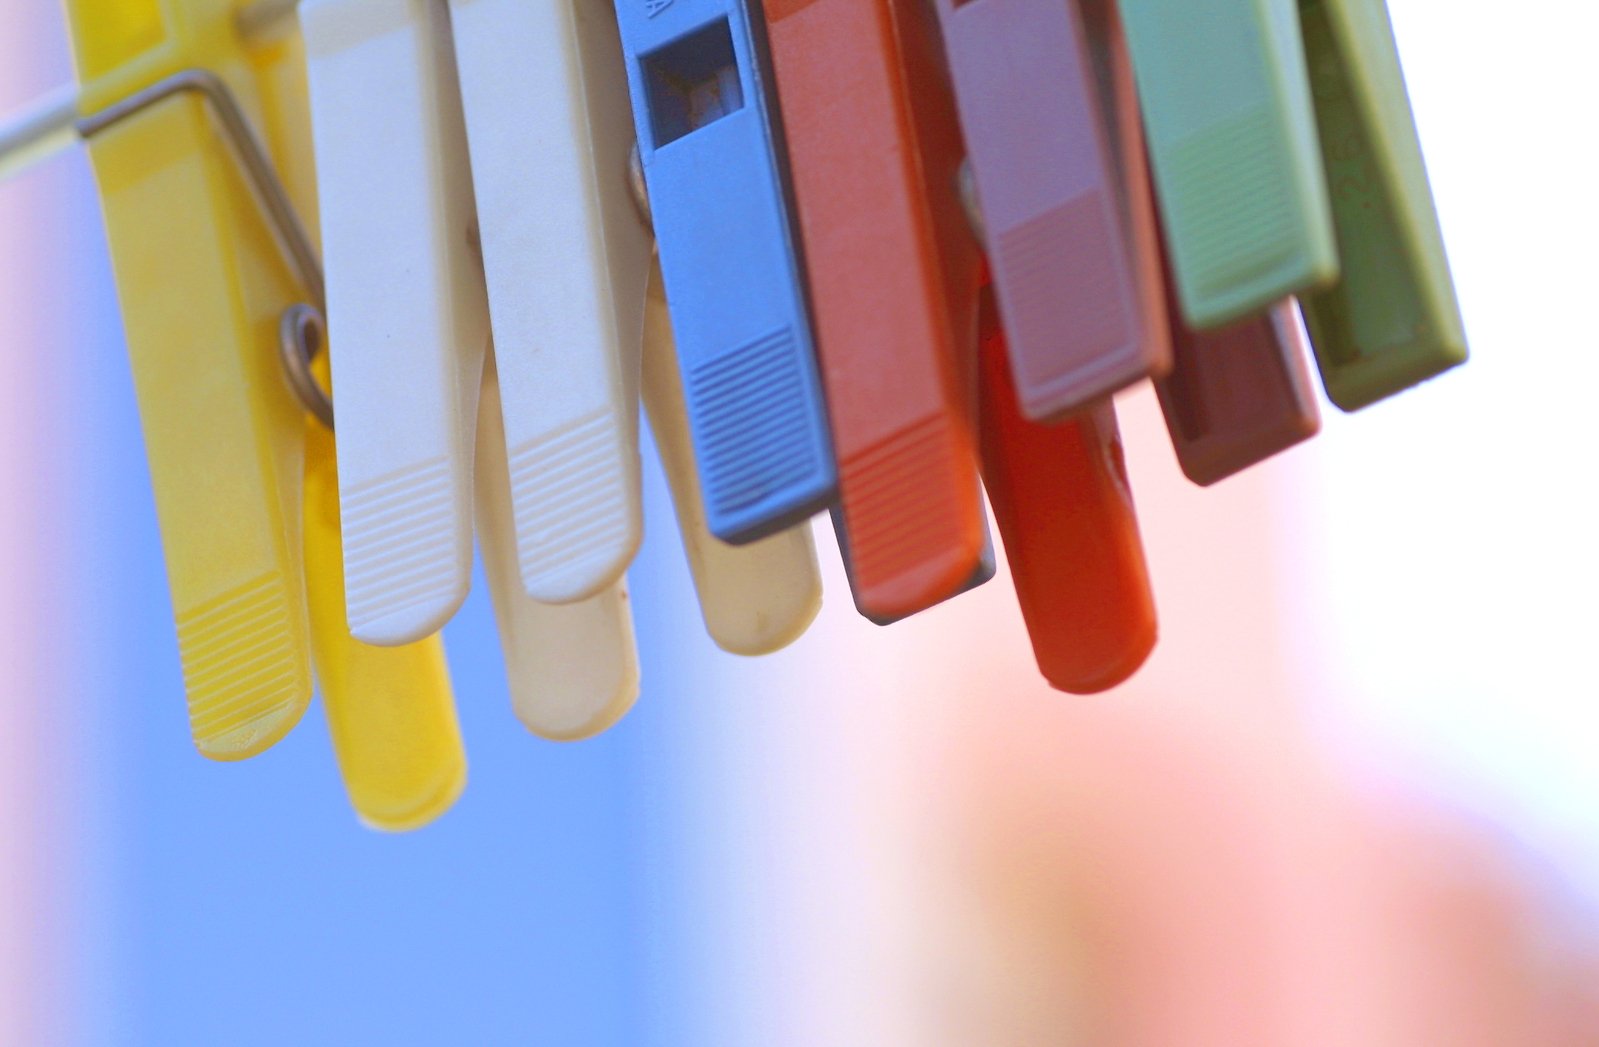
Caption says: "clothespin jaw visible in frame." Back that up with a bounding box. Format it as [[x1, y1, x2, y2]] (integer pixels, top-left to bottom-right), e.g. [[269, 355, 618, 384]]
[[977, 288, 1157, 694], [1118, 0, 1339, 329], [300, 0, 488, 646], [613, 0, 839, 546], [763, 0, 989, 621], [1296, 0, 1467, 411], [643, 261, 823, 655], [304, 350, 467, 832], [933, 0, 1169, 423], [63, 0, 318, 759], [449, 0, 651, 604], [476, 353, 641, 743]]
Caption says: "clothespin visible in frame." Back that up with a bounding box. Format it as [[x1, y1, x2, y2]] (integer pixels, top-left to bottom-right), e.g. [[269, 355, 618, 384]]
[[1154, 299, 1322, 486], [1077, 0, 1322, 484], [1118, 0, 1339, 329], [1296, 0, 1467, 410], [612, 0, 838, 546], [642, 261, 824, 655], [59, 0, 319, 759], [763, 0, 991, 620], [932, 0, 1170, 422], [300, 0, 488, 645], [976, 286, 1157, 694], [304, 344, 467, 831], [476, 352, 640, 741], [448, 0, 650, 603]]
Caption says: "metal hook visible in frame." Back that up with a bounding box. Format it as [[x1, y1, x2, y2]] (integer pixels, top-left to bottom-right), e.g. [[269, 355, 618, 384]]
[[72, 68, 334, 427]]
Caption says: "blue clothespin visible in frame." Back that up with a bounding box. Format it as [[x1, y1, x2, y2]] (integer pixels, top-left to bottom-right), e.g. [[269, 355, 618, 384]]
[[613, 0, 838, 544]]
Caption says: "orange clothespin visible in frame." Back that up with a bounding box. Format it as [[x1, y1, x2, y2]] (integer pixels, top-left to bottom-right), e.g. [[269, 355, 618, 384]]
[[977, 283, 1157, 694]]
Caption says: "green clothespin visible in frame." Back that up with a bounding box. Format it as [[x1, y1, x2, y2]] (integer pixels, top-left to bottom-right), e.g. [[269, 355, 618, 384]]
[[1297, 0, 1468, 410], [1120, 0, 1339, 328]]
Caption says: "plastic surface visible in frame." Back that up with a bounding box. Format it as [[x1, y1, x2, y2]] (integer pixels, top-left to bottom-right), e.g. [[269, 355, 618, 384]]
[[977, 288, 1157, 695], [766, 0, 988, 619], [1080, 0, 1320, 486], [477, 354, 640, 742], [305, 356, 467, 832], [1297, 0, 1467, 411], [1118, 0, 1338, 328], [1155, 297, 1321, 487], [934, 0, 1165, 421], [613, 0, 838, 545], [64, 0, 313, 760], [642, 262, 822, 655], [449, 0, 650, 602], [301, 0, 488, 645]]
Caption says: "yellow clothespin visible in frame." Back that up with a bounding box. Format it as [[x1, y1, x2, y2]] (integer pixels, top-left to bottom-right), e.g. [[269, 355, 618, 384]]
[[61, 0, 317, 759], [44, 1, 466, 825], [304, 340, 467, 830]]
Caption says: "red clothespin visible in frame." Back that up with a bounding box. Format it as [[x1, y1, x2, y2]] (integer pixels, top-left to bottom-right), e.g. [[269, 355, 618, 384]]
[[977, 282, 1157, 694], [764, 0, 990, 621]]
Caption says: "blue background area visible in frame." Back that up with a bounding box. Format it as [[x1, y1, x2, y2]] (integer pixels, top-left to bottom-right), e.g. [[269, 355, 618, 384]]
[[49, 141, 709, 1045]]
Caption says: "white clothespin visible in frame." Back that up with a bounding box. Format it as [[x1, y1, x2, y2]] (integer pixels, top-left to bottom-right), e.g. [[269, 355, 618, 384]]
[[642, 261, 822, 656], [301, 0, 489, 645], [477, 352, 641, 742], [449, 0, 652, 604]]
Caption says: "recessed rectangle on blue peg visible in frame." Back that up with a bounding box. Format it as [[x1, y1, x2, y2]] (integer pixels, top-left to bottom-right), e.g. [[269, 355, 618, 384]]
[[614, 0, 838, 545]]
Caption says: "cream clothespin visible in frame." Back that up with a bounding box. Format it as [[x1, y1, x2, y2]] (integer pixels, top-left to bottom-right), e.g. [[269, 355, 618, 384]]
[[476, 352, 640, 742], [642, 260, 823, 656], [301, 0, 489, 645], [449, 0, 650, 604]]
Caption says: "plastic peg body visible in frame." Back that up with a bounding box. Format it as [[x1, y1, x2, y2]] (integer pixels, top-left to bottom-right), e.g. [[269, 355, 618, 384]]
[[642, 263, 822, 655], [1297, 0, 1467, 411], [450, 0, 651, 602], [1080, 0, 1320, 485], [613, 0, 838, 545], [933, 0, 1163, 421], [977, 288, 1157, 694], [1155, 296, 1321, 486], [766, 0, 988, 619], [304, 356, 467, 832], [63, 0, 315, 759], [301, 0, 489, 645], [1118, 0, 1338, 328], [477, 354, 641, 742]]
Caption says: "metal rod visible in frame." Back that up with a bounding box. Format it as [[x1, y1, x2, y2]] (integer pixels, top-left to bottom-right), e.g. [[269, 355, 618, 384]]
[[76, 68, 325, 306], [0, 84, 82, 182]]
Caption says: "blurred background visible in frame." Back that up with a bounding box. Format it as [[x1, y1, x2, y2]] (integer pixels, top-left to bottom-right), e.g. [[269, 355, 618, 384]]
[[3, 0, 1597, 1043]]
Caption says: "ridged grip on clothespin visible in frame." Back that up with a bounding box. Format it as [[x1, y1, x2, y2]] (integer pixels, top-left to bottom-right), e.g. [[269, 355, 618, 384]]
[[643, 261, 822, 655], [450, 0, 651, 603], [935, 0, 1169, 421], [612, 0, 839, 546], [1118, 0, 1339, 328], [304, 352, 467, 832], [62, 0, 316, 759], [767, 0, 991, 622], [301, 0, 488, 646]]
